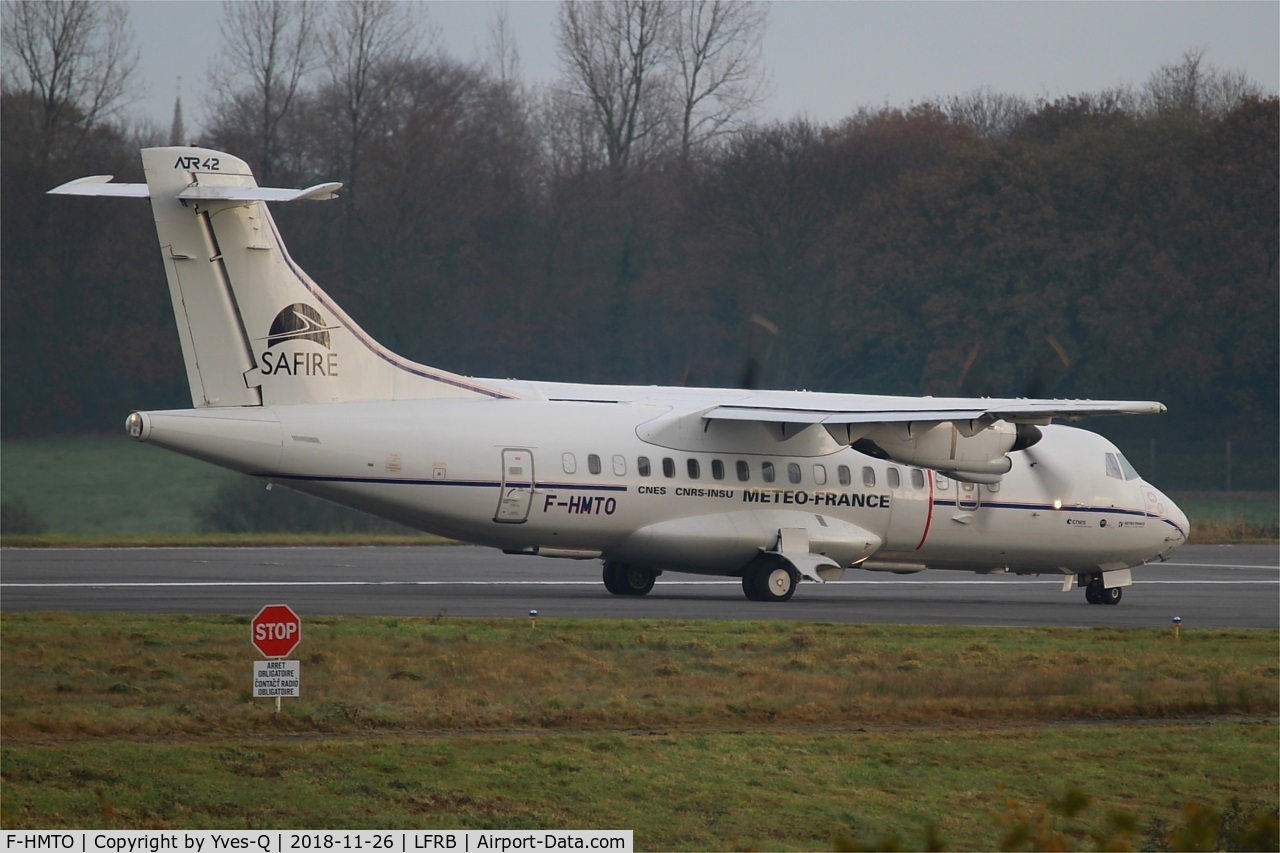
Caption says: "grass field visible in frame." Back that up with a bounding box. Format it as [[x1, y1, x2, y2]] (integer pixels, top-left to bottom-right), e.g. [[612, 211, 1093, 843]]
[[2, 437, 1276, 543], [1, 436, 232, 535], [2, 614, 1277, 846]]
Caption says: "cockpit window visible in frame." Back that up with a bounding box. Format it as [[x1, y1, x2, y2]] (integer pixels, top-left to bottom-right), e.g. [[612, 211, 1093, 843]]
[[1105, 453, 1124, 480], [1106, 452, 1141, 481], [1116, 452, 1140, 480]]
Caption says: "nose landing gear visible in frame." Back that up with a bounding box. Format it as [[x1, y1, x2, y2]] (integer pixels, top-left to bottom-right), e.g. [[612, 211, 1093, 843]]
[[742, 557, 799, 602], [1084, 577, 1122, 605]]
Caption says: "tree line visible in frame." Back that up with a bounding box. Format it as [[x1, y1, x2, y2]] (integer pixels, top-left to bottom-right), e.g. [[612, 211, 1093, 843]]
[[3, 0, 1276, 452]]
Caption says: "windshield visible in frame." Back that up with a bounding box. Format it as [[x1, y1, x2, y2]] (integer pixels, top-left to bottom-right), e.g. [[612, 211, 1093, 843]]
[[1106, 451, 1141, 481]]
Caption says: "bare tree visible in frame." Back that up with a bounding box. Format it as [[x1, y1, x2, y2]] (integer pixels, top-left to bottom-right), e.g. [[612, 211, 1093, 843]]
[[555, 0, 674, 174], [482, 6, 541, 199], [944, 86, 1032, 141], [1, 0, 139, 159], [670, 0, 768, 165], [486, 3, 522, 87], [208, 0, 319, 183], [1143, 47, 1264, 121], [321, 0, 425, 202]]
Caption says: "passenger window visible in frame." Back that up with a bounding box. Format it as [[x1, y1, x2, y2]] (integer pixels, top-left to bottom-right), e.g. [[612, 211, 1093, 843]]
[[588, 454, 601, 475], [788, 462, 802, 484], [637, 456, 651, 477], [838, 465, 851, 486], [711, 459, 725, 480], [813, 464, 828, 485], [987, 480, 1000, 493], [688, 458, 701, 479], [562, 453, 577, 474], [911, 468, 925, 489], [613, 455, 626, 476], [934, 472, 951, 491], [662, 458, 675, 478], [863, 467, 876, 488], [887, 467, 901, 489], [762, 461, 776, 483], [1105, 453, 1123, 480], [736, 460, 750, 482]]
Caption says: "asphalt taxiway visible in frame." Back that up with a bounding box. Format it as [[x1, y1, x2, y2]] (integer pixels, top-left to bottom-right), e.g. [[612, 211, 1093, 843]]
[[2, 544, 1275, 628]]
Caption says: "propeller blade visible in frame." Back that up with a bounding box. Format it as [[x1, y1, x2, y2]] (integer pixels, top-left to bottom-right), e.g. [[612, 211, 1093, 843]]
[[739, 314, 779, 390]]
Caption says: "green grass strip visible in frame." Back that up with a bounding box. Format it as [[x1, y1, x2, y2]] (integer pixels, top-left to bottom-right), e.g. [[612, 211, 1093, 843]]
[[3, 614, 1277, 844], [3, 723, 1276, 848]]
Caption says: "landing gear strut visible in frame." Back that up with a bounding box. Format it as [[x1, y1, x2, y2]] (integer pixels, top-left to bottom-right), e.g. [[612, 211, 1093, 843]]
[[602, 561, 656, 596]]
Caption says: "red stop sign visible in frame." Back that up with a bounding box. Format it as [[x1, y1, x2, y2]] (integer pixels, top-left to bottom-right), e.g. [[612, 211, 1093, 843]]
[[251, 604, 301, 657]]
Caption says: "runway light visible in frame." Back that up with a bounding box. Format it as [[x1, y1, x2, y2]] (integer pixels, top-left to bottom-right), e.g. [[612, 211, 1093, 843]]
[[529, 609, 538, 628], [1172, 615, 1182, 641]]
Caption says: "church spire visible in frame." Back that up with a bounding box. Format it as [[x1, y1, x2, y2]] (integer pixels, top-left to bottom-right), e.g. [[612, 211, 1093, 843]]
[[169, 77, 186, 146]]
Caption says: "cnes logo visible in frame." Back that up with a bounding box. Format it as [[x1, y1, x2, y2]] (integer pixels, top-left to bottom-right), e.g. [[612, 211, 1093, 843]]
[[260, 303, 339, 377]]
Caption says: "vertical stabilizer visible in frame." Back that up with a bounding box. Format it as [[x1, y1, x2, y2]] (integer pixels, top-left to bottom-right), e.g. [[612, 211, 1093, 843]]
[[142, 148, 262, 407], [51, 146, 513, 407]]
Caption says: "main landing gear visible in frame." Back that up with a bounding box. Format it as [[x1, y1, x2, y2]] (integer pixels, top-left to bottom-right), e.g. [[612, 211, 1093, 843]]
[[602, 561, 657, 596], [1084, 576, 1122, 605], [742, 557, 799, 602]]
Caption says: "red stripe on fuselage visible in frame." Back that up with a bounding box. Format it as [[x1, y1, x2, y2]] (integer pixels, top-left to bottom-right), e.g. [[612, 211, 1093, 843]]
[[915, 471, 935, 550]]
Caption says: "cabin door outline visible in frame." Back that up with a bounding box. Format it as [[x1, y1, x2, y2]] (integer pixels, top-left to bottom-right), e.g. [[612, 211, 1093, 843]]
[[495, 448, 535, 523]]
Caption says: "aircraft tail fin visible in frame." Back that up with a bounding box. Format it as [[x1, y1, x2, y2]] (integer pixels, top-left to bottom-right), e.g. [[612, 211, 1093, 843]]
[[50, 147, 512, 408]]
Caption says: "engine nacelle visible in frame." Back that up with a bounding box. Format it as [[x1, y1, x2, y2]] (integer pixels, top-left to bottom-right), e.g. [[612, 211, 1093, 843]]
[[853, 419, 1035, 483]]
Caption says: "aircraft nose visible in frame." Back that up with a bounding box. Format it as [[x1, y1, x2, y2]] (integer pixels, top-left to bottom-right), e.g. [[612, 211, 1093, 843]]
[[1147, 485, 1190, 556], [1168, 498, 1190, 544]]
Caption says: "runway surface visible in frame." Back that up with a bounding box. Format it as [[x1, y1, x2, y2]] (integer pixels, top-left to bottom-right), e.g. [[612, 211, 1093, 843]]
[[2, 544, 1276, 628], [5, 543, 1278, 628]]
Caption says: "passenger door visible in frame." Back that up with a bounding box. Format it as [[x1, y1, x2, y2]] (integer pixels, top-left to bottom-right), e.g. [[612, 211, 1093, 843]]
[[494, 448, 534, 523]]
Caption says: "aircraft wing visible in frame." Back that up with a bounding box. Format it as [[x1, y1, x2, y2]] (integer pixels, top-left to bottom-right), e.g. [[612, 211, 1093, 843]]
[[703, 397, 1166, 426], [488, 378, 1166, 426]]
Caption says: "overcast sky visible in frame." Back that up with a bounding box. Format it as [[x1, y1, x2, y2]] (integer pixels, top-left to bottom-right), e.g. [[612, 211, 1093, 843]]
[[123, 1, 1279, 135]]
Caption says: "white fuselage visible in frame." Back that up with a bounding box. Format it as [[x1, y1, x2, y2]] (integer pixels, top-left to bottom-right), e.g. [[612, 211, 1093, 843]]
[[131, 398, 1188, 581]]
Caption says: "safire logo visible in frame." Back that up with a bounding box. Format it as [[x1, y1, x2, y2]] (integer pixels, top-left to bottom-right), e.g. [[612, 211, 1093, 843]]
[[267, 303, 335, 348], [260, 303, 339, 377]]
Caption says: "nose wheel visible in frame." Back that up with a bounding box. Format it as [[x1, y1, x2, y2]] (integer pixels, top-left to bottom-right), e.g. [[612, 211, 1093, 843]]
[[742, 558, 799, 602], [1085, 579, 1122, 605]]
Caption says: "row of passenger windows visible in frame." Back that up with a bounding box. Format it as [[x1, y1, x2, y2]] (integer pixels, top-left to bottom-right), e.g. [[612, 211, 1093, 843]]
[[558, 452, 982, 491]]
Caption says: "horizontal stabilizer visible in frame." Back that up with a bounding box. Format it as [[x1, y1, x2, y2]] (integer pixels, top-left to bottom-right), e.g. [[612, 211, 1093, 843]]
[[177, 183, 342, 203], [48, 176, 342, 203], [48, 176, 148, 197]]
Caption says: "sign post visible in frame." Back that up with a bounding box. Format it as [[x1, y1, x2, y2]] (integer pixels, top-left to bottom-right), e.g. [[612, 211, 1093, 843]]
[[251, 604, 301, 713]]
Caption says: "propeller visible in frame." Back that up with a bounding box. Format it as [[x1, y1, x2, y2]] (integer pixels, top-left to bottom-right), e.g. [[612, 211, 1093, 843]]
[[739, 314, 779, 390], [1024, 335, 1073, 398], [956, 335, 1074, 400], [676, 313, 779, 389]]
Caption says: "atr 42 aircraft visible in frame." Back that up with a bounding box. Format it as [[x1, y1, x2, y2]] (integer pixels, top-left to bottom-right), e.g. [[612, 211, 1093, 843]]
[[51, 147, 1189, 603]]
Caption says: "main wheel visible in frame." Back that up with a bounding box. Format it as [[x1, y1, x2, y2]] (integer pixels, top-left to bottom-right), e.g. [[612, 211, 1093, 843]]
[[1085, 584, 1102, 605], [602, 561, 624, 595], [602, 561, 655, 596], [742, 559, 798, 602]]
